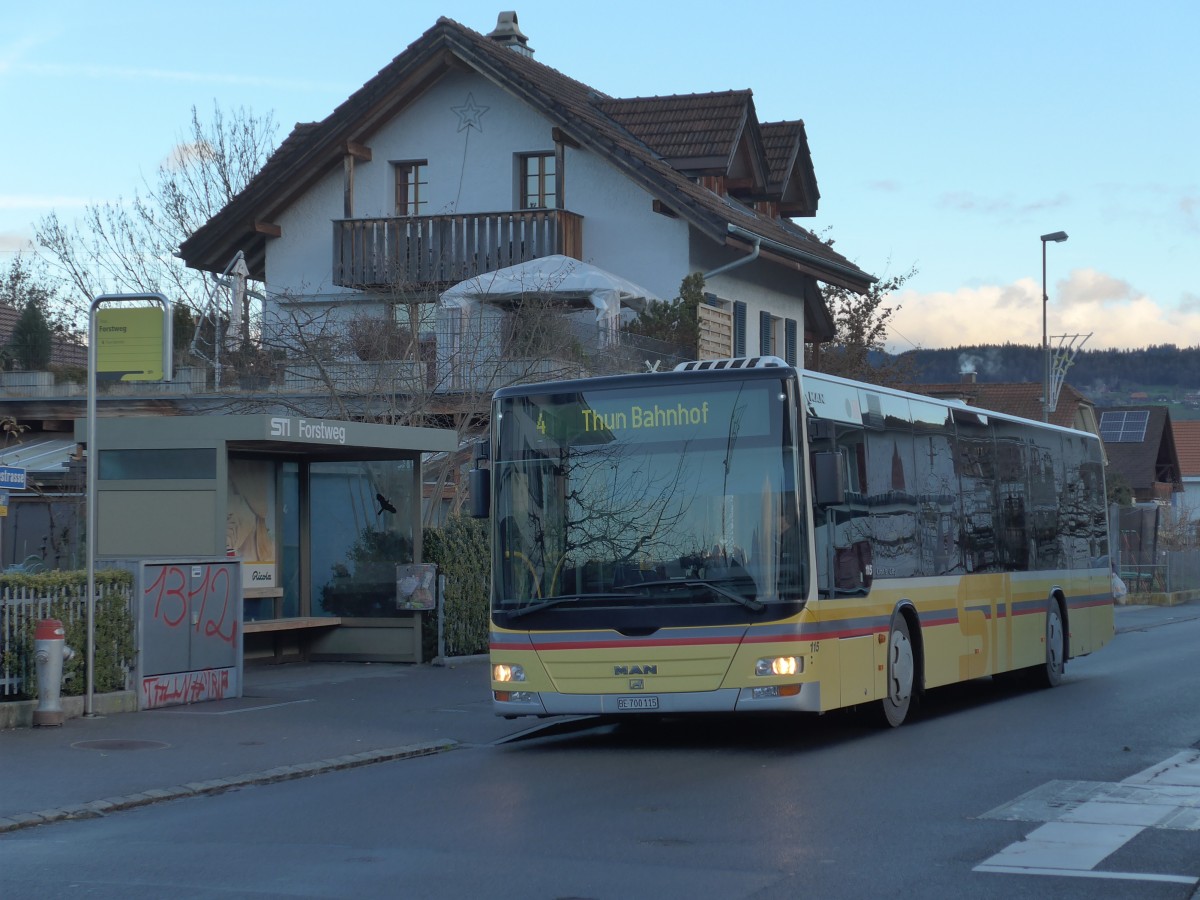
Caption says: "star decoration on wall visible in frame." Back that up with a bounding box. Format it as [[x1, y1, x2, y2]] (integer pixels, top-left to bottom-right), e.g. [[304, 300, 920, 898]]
[[451, 93, 489, 132]]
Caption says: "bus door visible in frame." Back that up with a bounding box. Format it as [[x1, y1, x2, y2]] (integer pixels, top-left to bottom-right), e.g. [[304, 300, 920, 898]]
[[810, 420, 872, 598], [952, 409, 1004, 679]]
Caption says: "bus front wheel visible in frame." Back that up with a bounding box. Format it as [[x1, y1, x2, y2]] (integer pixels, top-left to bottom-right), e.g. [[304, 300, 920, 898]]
[[880, 616, 915, 727]]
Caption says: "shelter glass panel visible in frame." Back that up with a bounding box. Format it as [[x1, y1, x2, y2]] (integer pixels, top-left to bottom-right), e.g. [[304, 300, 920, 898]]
[[99, 448, 216, 480], [310, 459, 416, 617]]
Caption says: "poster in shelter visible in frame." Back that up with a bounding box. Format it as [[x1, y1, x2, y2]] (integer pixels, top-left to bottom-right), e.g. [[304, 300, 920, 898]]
[[227, 458, 277, 589]]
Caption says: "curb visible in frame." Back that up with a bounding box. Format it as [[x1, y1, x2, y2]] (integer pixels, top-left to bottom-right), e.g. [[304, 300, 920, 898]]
[[0, 691, 138, 731], [0, 738, 459, 835], [1132, 589, 1200, 607]]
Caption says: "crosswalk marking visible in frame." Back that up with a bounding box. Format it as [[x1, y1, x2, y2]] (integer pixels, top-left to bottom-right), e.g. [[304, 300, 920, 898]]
[[975, 749, 1200, 885]]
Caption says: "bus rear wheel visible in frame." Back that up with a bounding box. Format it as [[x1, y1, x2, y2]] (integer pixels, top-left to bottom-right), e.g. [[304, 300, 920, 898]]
[[1033, 600, 1066, 688], [880, 616, 915, 727]]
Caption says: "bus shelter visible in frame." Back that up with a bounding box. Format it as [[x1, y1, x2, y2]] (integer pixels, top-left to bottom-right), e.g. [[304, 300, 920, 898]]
[[77, 414, 457, 663]]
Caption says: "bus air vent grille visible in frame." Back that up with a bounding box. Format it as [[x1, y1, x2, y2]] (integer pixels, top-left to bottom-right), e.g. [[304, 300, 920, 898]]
[[673, 355, 789, 372]]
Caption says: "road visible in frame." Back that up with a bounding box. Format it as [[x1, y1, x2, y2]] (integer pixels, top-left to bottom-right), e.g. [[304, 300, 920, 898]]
[[2, 614, 1200, 899]]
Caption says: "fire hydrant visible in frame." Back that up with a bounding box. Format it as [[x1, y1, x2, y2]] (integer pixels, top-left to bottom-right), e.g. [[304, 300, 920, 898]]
[[33, 619, 75, 727]]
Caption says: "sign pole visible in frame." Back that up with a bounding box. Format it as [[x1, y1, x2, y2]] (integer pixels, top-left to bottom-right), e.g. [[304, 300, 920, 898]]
[[86, 293, 171, 716]]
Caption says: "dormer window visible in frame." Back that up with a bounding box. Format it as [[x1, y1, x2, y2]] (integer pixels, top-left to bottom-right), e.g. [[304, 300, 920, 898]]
[[518, 152, 555, 209], [393, 160, 428, 216]]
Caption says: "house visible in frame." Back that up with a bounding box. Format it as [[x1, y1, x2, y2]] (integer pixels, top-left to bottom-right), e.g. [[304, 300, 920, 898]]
[[179, 11, 875, 384], [1096, 406, 1183, 505], [1171, 419, 1200, 524], [0, 302, 87, 369]]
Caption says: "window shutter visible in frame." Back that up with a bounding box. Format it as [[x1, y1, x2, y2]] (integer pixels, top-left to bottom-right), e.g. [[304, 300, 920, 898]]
[[759, 310, 772, 355], [785, 318, 798, 366], [733, 302, 746, 357]]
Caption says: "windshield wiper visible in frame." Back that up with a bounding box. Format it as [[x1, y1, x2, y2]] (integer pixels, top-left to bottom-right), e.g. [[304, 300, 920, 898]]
[[614, 579, 764, 612], [505, 593, 628, 620]]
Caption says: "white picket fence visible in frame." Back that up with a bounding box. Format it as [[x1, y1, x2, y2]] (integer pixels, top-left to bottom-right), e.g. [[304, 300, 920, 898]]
[[0, 583, 133, 698]]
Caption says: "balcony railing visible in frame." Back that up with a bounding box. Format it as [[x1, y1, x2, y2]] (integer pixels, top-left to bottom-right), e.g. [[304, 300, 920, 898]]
[[333, 209, 583, 289]]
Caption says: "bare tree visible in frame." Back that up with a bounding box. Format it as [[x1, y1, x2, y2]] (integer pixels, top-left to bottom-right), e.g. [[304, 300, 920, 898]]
[[222, 263, 666, 522], [34, 103, 276, 327], [803, 230, 917, 387]]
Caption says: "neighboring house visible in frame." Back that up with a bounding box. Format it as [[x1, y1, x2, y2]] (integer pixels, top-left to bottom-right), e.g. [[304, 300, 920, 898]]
[[912, 375, 1100, 436], [0, 302, 87, 369], [1171, 419, 1200, 524], [179, 12, 874, 386], [1096, 406, 1183, 505]]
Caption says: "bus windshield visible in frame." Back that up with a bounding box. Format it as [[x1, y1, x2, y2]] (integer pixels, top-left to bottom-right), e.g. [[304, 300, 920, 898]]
[[491, 376, 806, 623]]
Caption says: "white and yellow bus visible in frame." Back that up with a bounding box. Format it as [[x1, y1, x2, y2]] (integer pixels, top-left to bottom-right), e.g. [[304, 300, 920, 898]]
[[479, 356, 1114, 726]]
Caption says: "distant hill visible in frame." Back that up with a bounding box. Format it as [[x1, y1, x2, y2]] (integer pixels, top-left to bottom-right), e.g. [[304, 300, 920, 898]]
[[883, 343, 1200, 418]]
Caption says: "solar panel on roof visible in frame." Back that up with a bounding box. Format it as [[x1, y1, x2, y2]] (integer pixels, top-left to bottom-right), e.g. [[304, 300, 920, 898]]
[[1100, 410, 1150, 442]]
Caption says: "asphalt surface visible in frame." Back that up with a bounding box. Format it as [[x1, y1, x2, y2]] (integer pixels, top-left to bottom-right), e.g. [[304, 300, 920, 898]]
[[3, 600, 1199, 834]]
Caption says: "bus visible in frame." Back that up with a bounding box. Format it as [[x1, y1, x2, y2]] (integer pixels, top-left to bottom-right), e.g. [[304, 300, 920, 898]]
[[477, 356, 1114, 726]]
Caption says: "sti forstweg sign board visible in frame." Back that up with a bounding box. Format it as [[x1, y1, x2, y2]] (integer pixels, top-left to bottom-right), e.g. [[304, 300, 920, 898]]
[[96, 307, 166, 381]]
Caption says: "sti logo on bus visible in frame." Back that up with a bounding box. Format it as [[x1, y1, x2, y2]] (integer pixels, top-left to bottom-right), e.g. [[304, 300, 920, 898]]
[[614, 664, 657, 676]]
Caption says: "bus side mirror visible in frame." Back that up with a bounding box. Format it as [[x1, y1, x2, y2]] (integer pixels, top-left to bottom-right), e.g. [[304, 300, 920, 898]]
[[469, 467, 490, 519], [812, 450, 845, 507]]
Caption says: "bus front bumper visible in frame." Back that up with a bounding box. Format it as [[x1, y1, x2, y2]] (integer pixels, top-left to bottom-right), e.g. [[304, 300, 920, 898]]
[[493, 683, 821, 717]]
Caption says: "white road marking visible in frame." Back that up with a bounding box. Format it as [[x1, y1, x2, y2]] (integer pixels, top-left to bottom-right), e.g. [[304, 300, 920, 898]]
[[975, 749, 1200, 885]]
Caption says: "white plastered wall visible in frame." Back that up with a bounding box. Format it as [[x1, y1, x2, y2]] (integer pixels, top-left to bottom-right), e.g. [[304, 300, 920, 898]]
[[261, 65, 809, 352]]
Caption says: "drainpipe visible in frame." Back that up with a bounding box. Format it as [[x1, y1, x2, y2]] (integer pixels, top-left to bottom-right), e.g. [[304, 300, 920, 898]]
[[723, 223, 875, 286], [703, 233, 761, 280]]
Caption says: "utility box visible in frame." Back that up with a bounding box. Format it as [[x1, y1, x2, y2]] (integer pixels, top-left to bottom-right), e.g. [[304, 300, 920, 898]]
[[127, 558, 244, 709]]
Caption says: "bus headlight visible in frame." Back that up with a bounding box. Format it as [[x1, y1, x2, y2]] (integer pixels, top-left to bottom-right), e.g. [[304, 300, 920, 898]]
[[756, 656, 803, 677], [493, 663, 526, 683]]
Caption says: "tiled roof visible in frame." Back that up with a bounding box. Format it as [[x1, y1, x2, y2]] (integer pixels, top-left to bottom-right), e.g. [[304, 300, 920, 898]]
[[597, 91, 755, 168], [909, 380, 1088, 429], [760, 121, 802, 187], [760, 120, 819, 214], [1171, 420, 1200, 477], [180, 16, 871, 300]]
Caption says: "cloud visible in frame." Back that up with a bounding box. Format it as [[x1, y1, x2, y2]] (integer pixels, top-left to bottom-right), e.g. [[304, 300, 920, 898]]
[[0, 32, 48, 76], [162, 141, 210, 172], [12, 60, 344, 93], [0, 195, 90, 210], [1182, 192, 1200, 233], [937, 191, 1070, 217], [885, 268, 1200, 352], [1057, 269, 1136, 307], [0, 232, 35, 254]]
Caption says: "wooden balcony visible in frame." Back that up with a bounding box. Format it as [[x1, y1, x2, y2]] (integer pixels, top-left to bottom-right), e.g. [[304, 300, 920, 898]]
[[333, 209, 583, 290]]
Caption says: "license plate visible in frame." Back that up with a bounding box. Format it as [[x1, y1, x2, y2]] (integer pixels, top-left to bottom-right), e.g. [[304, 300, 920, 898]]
[[617, 696, 659, 711]]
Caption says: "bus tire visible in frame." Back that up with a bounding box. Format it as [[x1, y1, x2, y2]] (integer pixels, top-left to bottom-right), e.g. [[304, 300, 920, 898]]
[[1034, 599, 1066, 688], [880, 615, 915, 727]]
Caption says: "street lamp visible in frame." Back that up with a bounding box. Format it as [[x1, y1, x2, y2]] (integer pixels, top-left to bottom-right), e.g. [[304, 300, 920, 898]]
[[1041, 230, 1069, 421]]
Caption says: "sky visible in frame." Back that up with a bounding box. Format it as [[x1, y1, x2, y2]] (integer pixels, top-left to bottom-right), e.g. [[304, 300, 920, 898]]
[[2, 0, 1197, 354]]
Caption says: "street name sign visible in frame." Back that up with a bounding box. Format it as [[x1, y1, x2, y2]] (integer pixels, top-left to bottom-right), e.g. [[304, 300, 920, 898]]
[[0, 465, 27, 490]]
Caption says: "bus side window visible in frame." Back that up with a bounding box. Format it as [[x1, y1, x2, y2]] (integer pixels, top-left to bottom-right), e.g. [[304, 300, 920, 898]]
[[835, 540, 873, 593]]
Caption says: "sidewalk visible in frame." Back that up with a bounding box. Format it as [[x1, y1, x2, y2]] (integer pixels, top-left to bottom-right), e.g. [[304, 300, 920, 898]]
[[0, 656, 533, 833], [3, 599, 1199, 834]]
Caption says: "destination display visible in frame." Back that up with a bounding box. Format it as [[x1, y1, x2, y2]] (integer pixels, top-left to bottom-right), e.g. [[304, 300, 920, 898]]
[[508, 381, 779, 448]]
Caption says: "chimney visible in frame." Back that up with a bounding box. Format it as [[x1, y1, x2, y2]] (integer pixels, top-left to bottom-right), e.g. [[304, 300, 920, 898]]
[[961, 372, 976, 384], [487, 11, 534, 57]]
